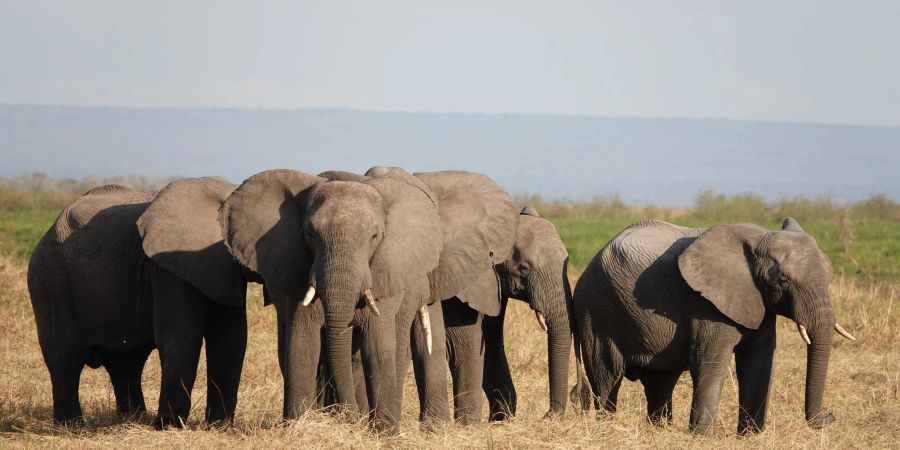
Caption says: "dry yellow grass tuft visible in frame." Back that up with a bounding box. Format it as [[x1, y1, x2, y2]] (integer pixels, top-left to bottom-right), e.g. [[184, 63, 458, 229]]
[[1, 259, 897, 448]]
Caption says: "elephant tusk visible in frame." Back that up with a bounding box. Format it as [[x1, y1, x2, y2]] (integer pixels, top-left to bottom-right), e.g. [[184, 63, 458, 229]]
[[364, 288, 380, 317], [301, 285, 316, 306], [834, 323, 856, 341], [419, 305, 432, 355], [797, 324, 812, 345], [535, 311, 548, 333]]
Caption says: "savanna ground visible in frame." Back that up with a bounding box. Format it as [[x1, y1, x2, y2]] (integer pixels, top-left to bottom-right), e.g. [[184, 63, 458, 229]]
[[1, 175, 898, 448]]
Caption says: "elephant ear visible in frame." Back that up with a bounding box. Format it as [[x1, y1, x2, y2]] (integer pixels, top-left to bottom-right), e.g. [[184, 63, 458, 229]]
[[456, 266, 502, 316], [366, 166, 439, 208], [678, 224, 767, 330], [365, 176, 443, 302], [219, 169, 324, 302], [414, 171, 519, 309], [782, 217, 805, 232], [137, 177, 246, 307], [318, 170, 370, 183]]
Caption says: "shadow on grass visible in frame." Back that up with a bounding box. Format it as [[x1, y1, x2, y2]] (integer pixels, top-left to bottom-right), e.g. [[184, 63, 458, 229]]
[[0, 404, 156, 436]]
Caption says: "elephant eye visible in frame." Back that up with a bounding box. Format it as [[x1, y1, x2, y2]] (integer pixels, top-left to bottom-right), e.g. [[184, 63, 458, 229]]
[[372, 232, 378, 240], [777, 275, 791, 289], [519, 263, 532, 276]]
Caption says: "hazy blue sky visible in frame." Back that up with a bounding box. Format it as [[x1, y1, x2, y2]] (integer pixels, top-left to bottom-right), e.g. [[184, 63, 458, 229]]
[[1, 1, 898, 126]]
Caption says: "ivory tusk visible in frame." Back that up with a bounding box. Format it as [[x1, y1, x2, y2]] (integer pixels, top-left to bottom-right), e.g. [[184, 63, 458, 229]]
[[301, 285, 316, 306], [419, 305, 432, 355], [364, 288, 380, 317], [834, 323, 856, 341], [535, 311, 548, 333], [798, 324, 811, 345]]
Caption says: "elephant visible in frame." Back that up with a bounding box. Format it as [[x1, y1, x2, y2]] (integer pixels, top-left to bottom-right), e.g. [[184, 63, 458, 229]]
[[373, 168, 521, 426], [218, 168, 444, 434], [434, 205, 573, 424], [313, 171, 572, 426], [571, 218, 856, 434], [27, 177, 256, 426]]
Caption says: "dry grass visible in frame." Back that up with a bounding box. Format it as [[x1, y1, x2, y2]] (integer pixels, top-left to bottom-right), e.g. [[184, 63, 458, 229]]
[[1, 257, 897, 448]]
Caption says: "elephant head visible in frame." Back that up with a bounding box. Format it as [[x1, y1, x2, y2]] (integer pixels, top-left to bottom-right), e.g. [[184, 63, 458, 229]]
[[218, 169, 443, 412], [498, 206, 572, 415], [678, 217, 854, 428], [137, 176, 255, 307]]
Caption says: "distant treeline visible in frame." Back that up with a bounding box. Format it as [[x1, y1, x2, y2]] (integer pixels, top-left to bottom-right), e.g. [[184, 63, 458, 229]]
[[3, 173, 898, 223], [0, 173, 176, 211], [519, 190, 900, 224]]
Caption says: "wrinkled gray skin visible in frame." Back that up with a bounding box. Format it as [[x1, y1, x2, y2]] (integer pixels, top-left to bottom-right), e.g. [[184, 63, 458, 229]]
[[572, 218, 852, 434], [319, 170, 572, 426], [27, 178, 254, 427], [438, 206, 572, 424], [219, 168, 443, 434]]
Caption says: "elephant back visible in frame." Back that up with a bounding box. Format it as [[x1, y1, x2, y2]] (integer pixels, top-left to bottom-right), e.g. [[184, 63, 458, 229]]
[[414, 171, 519, 312], [137, 177, 247, 308]]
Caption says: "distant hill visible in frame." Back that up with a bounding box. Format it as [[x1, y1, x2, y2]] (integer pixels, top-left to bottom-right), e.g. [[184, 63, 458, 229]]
[[1, 104, 897, 205]]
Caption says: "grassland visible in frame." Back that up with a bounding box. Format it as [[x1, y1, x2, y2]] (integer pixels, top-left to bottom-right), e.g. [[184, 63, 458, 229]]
[[1, 185, 899, 448]]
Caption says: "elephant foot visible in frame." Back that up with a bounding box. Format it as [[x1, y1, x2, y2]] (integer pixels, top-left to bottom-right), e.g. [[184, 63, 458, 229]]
[[488, 410, 513, 422], [370, 418, 400, 437], [203, 417, 234, 430], [419, 415, 451, 433], [153, 414, 188, 430], [53, 416, 85, 427], [807, 411, 835, 429], [118, 407, 149, 421], [542, 409, 565, 420]]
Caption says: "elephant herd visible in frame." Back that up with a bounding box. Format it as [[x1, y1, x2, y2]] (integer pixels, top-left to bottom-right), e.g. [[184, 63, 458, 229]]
[[26, 166, 854, 436]]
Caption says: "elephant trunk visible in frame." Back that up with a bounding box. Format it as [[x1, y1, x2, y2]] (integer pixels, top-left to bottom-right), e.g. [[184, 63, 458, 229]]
[[546, 308, 571, 415], [320, 255, 367, 415], [800, 305, 835, 428], [533, 270, 572, 416]]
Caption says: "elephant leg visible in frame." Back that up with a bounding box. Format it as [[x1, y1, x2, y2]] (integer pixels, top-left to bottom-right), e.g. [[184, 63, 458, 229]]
[[411, 301, 450, 427], [483, 296, 516, 421], [361, 305, 400, 434], [352, 330, 370, 412], [735, 337, 775, 434], [104, 347, 152, 417], [283, 299, 323, 419], [203, 302, 247, 424], [640, 369, 681, 425], [153, 274, 206, 428], [581, 336, 624, 415], [48, 360, 85, 424], [443, 297, 485, 425], [688, 348, 732, 435]]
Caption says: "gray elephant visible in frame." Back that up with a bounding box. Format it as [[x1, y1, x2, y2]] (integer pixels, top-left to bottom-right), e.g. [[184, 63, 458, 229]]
[[218, 168, 443, 434], [27, 177, 255, 426], [381, 169, 521, 425], [435, 205, 572, 424], [317, 171, 572, 426], [571, 218, 856, 434]]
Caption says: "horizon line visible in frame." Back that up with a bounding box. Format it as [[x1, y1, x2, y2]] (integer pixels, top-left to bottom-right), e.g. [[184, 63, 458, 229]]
[[2, 102, 898, 130]]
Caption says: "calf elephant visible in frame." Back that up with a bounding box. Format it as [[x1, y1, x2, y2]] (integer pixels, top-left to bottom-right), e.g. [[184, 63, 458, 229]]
[[27, 177, 255, 426], [218, 168, 443, 434], [572, 218, 856, 434], [436, 205, 572, 424]]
